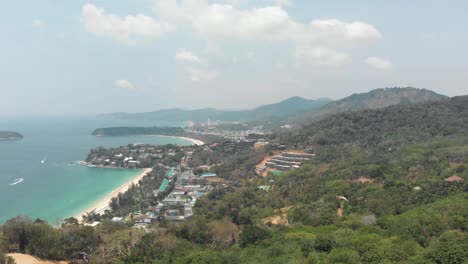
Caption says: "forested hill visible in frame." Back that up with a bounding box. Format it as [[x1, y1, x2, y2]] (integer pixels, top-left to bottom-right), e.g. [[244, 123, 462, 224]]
[[283, 95, 467, 151], [0, 131, 23, 140], [99, 96, 332, 122], [291, 87, 448, 123]]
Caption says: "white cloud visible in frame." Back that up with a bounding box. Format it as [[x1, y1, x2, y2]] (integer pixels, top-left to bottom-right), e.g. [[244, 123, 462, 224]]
[[155, 0, 382, 66], [175, 49, 201, 63], [32, 19, 44, 28], [81, 3, 173, 43], [366, 57, 393, 70], [273, 0, 291, 7], [115, 79, 136, 90], [188, 68, 219, 82], [229, 0, 249, 6], [296, 46, 350, 66]]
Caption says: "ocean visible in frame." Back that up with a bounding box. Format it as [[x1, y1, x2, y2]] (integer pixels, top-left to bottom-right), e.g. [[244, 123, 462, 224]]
[[0, 116, 191, 224]]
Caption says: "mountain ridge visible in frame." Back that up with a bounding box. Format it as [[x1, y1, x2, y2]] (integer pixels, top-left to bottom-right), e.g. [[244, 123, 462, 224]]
[[99, 96, 333, 122], [290, 87, 448, 123]]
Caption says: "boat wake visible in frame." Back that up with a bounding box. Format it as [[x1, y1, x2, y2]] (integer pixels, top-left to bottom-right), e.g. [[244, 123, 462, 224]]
[[9, 178, 24, 186]]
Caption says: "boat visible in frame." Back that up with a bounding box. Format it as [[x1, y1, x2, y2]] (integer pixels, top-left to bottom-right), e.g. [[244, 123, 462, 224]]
[[41, 156, 47, 164], [9, 178, 24, 186]]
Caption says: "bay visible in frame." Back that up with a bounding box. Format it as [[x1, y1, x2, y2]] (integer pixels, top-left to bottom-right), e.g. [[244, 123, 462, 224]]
[[0, 116, 190, 224]]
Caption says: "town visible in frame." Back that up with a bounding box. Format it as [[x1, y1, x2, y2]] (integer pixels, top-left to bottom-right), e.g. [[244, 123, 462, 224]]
[[81, 133, 316, 229]]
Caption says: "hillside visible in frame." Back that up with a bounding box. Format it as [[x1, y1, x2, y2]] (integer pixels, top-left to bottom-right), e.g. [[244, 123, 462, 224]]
[[0, 131, 23, 140], [283, 95, 467, 152], [1, 94, 467, 264], [292, 87, 448, 123], [100, 96, 332, 122]]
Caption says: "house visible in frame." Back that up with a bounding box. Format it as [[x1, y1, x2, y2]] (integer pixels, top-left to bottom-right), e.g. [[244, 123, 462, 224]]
[[201, 172, 217, 178], [111, 217, 124, 223], [258, 185, 271, 191], [204, 177, 225, 185], [444, 175, 464, 182], [162, 196, 190, 205]]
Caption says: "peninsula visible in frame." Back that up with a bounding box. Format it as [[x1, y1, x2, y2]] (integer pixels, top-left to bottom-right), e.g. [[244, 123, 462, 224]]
[[0, 131, 23, 140], [91, 126, 213, 144]]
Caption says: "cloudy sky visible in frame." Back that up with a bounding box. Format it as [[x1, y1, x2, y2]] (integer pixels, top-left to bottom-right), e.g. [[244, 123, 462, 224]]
[[1, 0, 467, 116]]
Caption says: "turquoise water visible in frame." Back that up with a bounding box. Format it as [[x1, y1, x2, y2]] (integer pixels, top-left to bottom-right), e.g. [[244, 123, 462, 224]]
[[0, 117, 190, 224]]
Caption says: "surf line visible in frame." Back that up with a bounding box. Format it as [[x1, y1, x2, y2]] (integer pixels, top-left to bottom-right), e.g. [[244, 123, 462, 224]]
[[9, 178, 24, 186]]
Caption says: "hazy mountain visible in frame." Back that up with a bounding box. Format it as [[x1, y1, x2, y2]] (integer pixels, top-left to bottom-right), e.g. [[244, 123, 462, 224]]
[[100, 97, 333, 122], [292, 87, 448, 123]]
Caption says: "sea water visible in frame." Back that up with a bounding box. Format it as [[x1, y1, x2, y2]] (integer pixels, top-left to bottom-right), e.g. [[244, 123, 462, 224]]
[[0, 116, 190, 224]]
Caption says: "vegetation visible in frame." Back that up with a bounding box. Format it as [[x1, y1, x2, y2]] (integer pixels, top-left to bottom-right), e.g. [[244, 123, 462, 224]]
[[292, 87, 448, 124], [282, 95, 467, 153], [1, 93, 467, 263]]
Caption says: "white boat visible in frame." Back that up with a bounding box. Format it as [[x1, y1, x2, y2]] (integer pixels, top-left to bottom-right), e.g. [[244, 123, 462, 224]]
[[9, 178, 24, 186], [41, 156, 47, 164]]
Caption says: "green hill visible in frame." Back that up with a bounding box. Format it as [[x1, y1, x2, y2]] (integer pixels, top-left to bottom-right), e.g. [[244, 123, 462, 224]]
[[292, 87, 448, 123], [282, 95, 467, 152]]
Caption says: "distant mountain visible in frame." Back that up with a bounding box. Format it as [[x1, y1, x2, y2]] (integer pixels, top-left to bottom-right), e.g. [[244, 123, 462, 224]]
[[100, 97, 333, 122], [292, 87, 448, 123], [0, 131, 23, 140]]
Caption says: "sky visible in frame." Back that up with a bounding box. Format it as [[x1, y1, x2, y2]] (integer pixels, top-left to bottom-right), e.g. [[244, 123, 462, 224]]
[[1, 0, 467, 116]]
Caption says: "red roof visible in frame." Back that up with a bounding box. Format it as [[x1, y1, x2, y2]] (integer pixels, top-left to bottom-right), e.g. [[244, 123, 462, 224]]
[[444, 175, 464, 182]]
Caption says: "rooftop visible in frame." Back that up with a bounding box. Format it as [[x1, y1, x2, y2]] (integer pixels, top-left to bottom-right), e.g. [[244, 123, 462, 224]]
[[201, 172, 217, 178]]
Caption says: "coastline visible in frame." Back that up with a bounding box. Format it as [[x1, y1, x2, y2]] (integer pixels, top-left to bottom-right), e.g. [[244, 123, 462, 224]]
[[75, 168, 153, 222], [156, 135, 205, 146]]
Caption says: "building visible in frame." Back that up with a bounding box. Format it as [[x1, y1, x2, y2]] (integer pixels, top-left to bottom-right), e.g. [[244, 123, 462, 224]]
[[264, 151, 314, 171], [162, 196, 190, 205], [444, 175, 464, 182], [201, 172, 217, 178]]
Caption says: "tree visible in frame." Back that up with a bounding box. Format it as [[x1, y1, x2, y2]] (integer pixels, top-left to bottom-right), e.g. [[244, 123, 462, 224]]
[[25, 223, 62, 259], [62, 226, 100, 259], [1, 216, 32, 252], [239, 226, 270, 248], [425, 230, 468, 264], [209, 219, 238, 250], [0, 254, 15, 264], [62, 217, 79, 227]]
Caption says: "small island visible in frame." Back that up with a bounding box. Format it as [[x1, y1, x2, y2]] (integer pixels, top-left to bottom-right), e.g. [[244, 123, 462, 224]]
[[0, 131, 23, 140]]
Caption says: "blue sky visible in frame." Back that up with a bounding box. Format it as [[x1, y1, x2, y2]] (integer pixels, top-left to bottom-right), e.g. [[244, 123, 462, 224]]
[[1, 0, 467, 116]]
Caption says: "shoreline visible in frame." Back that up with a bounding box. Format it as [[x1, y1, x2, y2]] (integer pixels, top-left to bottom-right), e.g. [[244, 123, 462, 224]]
[[156, 135, 205, 146], [75, 168, 153, 222]]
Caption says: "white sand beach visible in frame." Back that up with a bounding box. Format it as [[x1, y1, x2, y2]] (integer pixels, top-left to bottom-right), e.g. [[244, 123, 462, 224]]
[[75, 168, 153, 222], [157, 135, 205, 146]]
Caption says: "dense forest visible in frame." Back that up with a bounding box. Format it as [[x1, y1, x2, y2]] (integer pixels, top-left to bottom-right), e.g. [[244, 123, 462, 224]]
[[282, 95, 467, 153], [1, 95, 467, 263]]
